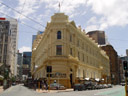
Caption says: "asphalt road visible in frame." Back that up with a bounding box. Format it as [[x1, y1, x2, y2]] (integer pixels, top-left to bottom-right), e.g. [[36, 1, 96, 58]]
[[0, 84, 125, 96]]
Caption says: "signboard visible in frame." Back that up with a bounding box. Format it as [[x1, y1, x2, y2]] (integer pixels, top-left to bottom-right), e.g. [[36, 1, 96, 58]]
[[46, 73, 66, 78], [0, 18, 6, 20]]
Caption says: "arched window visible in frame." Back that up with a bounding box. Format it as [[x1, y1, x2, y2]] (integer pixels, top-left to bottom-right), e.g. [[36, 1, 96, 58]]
[[57, 31, 61, 39]]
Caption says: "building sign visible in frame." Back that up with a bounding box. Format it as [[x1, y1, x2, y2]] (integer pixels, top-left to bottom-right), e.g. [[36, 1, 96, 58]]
[[0, 18, 6, 20], [47, 73, 66, 78]]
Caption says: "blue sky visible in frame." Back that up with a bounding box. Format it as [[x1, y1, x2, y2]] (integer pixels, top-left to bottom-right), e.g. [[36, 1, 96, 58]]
[[0, 0, 128, 56]]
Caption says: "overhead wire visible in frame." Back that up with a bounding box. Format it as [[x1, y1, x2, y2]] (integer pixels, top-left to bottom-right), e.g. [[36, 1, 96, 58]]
[[0, 11, 40, 32], [0, 2, 46, 28], [18, 0, 27, 21]]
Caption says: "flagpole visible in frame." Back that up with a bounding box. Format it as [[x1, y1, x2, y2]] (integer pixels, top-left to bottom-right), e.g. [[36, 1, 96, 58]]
[[59, 2, 60, 13]]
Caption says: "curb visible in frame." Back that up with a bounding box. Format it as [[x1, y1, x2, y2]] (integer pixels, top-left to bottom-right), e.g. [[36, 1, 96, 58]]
[[36, 89, 73, 93]]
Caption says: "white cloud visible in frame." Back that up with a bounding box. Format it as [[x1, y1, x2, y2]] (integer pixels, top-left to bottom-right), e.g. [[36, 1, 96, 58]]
[[19, 46, 31, 53], [0, 4, 12, 17], [14, 0, 40, 20], [40, 0, 87, 16], [86, 25, 99, 32], [87, 0, 128, 29], [87, 16, 97, 24], [99, 23, 108, 30]]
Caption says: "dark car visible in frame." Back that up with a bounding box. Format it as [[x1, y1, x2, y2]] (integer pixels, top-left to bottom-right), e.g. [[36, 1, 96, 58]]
[[86, 81, 97, 90], [12, 82, 16, 86], [95, 84, 103, 89], [74, 80, 96, 91], [74, 83, 86, 91]]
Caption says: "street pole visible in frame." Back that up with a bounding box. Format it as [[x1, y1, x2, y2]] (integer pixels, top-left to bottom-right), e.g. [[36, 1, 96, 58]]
[[58, 75, 59, 89], [38, 81, 40, 92], [48, 73, 50, 92]]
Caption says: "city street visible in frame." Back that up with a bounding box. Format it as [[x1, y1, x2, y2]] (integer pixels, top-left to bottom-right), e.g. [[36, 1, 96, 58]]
[[0, 85, 125, 96]]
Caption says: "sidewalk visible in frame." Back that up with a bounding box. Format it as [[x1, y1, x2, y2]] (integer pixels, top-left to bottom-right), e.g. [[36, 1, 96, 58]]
[[0, 86, 3, 93], [36, 89, 73, 93]]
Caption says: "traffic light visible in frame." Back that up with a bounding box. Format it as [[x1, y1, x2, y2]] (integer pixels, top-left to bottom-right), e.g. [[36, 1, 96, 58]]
[[123, 61, 128, 70], [47, 66, 52, 73]]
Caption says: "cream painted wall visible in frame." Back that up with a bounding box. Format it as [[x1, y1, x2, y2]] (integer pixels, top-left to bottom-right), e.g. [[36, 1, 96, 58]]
[[31, 13, 110, 86]]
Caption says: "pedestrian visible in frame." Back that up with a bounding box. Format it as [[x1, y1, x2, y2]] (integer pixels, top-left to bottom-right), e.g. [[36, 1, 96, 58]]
[[44, 79, 48, 90]]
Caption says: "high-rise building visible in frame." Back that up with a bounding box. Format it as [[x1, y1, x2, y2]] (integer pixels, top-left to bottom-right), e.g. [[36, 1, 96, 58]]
[[126, 49, 128, 56], [22, 52, 32, 80], [8, 18, 18, 76], [0, 17, 18, 77], [17, 51, 23, 81], [0, 18, 11, 77], [31, 13, 110, 88], [87, 30, 106, 45]]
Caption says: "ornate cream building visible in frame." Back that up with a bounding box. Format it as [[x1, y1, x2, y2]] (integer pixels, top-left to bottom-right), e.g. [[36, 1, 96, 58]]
[[31, 13, 110, 88]]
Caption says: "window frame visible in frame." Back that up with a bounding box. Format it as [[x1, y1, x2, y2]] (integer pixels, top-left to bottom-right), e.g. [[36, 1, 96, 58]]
[[56, 45, 62, 55], [57, 31, 61, 39]]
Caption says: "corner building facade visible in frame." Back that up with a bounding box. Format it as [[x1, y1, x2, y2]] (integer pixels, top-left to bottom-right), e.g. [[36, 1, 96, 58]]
[[31, 13, 110, 88]]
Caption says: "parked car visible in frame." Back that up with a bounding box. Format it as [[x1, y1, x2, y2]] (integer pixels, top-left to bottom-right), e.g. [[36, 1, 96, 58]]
[[24, 78, 34, 88], [74, 81, 97, 91], [86, 81, 97, 90], [121, 83, 125, 86], [107, 84, 112, 88], [50, 83, 66, 90], [120, 80, 125, 86], [103, 84, 108, 88], [12, 82, 16, 86], [74, 84, 86, 91], [95, 84, 103, 89]]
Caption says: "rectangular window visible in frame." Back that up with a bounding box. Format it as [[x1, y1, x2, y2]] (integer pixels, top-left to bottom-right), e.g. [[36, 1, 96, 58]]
[[57, 31, 61, 39], [56, 45, 62, 55]]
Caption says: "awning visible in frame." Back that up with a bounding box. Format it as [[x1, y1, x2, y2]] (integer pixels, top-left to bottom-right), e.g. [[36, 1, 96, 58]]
[[84, 78, 90, 80], [95, 78, 100, 81]]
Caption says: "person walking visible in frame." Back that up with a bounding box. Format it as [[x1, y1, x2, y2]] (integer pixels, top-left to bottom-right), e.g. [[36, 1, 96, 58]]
[[44, 79, 48, 90]]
